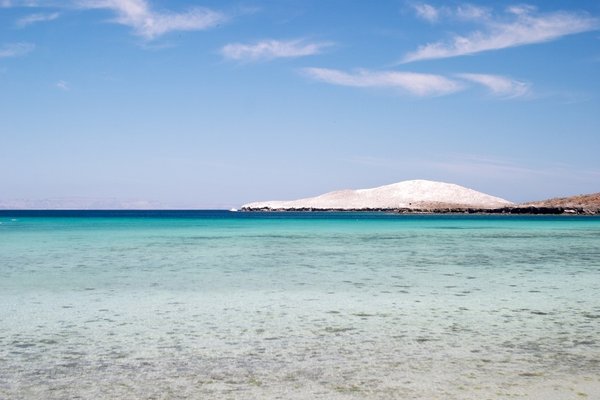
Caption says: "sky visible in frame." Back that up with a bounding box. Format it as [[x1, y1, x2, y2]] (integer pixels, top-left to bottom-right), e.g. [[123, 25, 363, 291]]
[[1, 0, 599, 208]]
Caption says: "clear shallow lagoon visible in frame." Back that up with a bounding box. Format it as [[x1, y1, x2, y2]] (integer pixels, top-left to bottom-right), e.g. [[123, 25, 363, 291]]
[[1, 211, 599, 399]]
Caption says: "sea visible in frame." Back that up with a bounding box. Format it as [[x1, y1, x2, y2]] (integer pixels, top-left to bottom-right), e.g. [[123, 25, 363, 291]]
[[1, 211, 599, 399]]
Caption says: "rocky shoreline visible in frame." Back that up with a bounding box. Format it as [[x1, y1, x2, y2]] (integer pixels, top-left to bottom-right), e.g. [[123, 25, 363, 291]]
[[241, 206, 600, 215]]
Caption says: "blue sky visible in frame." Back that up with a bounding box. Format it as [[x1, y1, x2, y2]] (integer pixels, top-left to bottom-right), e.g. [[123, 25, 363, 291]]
[[1, 0, 599, 207]]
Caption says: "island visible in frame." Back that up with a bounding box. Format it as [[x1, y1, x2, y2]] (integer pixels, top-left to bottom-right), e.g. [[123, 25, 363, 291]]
[[241, 180, 600, 215]]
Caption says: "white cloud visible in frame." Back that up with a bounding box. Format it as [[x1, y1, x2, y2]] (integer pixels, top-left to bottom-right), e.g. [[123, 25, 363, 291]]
[[16, 12, 60, 27], [404, 7, 599, 62], [221, 39, 332, 62], [303, 67, 463, 97], [0, 42, 35, 58], [55, 80, 69, 90], [428, 154, 600, 185], [506, 5, 536, 16], [411, 3, 490, 23], [412, 3, 439, 23], [457, 73, 530, 98], [78, 0, 226, 39], [0, 0, 41, 7], [454, 4, 491, 21], [303, 67, 534, 99]]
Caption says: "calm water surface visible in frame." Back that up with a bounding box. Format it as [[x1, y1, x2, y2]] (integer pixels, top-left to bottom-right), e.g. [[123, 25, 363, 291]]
[[1, 211, 599, 399]]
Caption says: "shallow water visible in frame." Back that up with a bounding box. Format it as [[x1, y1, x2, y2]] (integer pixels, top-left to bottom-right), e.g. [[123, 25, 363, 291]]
[[1, 211, 599, 399]]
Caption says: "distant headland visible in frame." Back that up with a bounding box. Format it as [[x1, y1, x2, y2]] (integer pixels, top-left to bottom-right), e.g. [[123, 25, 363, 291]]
[[241, 180, 600, 215]]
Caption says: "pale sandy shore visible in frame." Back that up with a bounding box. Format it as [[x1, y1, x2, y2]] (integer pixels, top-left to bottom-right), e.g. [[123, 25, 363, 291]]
[[9, 368, 599, 399]]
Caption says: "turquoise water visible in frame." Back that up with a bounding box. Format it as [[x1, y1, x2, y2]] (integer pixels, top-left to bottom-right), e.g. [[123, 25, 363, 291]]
[[1, 211, 599, 399]]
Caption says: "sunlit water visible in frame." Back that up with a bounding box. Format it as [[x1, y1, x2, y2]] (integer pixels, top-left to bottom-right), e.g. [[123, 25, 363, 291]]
[[1, 211, 599, 399]]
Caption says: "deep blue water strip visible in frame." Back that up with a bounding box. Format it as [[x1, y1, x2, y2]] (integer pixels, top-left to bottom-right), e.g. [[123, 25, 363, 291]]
[[1, 209, 599, 221]]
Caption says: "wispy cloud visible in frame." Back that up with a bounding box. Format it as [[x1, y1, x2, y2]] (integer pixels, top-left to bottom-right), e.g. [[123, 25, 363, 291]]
[[303, 67, 533, 99], [430, 154, 550, 178], [411, 3, 440, 23], [77, 0, 226, 40], [428, 154, 600, 187], [404, 6, 599, 62], [0, 0, 42, 7], [457, 73, 530, 98], [506, 5, 536, 16], [350, 153, 600, 181], [455, 4, 491, 21], [410, 3, 491, 23], [221, 39, 332, 62], [0, 42, 35, 58], [16, 11, 60, 27], [302, 67, 463, 97], [55, 80, 69, 91]]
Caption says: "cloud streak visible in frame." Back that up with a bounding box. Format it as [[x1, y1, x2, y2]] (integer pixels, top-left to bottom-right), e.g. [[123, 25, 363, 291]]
[[404, 6, 599, 62], [457, 73, 530, 98], [78, 0, 226, 39], [303, 68, 463, 97], [221, 39, 332, 62], [412, 3, 440, 23], [411, 3, 491, 23], [55, 80, 69, 91], [1, 0, 46, 7], [16, 12, 60, 27], [303, 67, 532, 98], [0, 42, 35, 58]]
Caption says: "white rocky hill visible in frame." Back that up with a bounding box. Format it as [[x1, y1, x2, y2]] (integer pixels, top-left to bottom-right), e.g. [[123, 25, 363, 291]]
[[242, 180, 513, 210]]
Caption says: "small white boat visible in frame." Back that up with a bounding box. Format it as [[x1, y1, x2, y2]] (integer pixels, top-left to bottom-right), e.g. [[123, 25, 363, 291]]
[[229, 208, 238, 212]]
